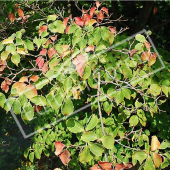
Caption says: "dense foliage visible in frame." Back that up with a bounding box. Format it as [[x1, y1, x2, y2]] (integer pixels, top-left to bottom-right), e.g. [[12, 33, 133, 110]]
[[0, 1, 170, 170]]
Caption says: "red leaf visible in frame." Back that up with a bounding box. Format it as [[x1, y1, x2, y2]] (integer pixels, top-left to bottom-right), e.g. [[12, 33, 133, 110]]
[[141, 51, 150, 61], [96, 1, 102, 8], [48, 48, 56, 59], [39, 25, 47, 36], [50, 35, 58, 42], [90, 164, 102, 170], [108, 26, 117, 34], [82, 14, 91, 26], [36, 57, 44, 69], [8, 13, 15, 22], [75, 17, 84, 27], [73, 54, 86, 77], [82, 8, 89, 14], [98, 161, 112, 169], [63, 17, 69, 27], [55, 141, 65, 156], [85, 45, 94, 52], [97, 11, 104, 23], [59, 149, 71, 166], [44, 39, 52, 46], [153, 153, 162, 168], [0, 59, 7, 72], [42, 62, 48, 73], [148, 53, 157, 67], [101, 7, 109, 16], [15, 3, 18, 8], [1, 78, 11, 93], [17, 8, 24, 18], [30, 75, 39, 82], [90, 7, 96, 18], [115, 163, 125, 170], [153, 7, 158, 15], [39, 49, 47, 56], [33, 105, 44, 113], [130, 49, 138, 57], [65, 25, 71, 34]]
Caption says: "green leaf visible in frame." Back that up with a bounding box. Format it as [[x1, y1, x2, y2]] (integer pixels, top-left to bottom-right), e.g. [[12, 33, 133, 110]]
[[122, 67, 132, 78], [19, 94, 28, 108], [95, 43, 106, 51], [6, 44, 16, 54], [68, 24, 80, 34], [86, 114, 98, 131], [35, 150, 41, 159], [129, 115, 139, 127], [66, 118, 84, 133], [144, 155, 155, 170], [160, 141, 170, 149], [61, 98, 74, 116], [12, 99, 21, 114], [64, 77, 72, 93], [135, 101, 142, 108], [1, 51, 9, 61], [107, 88, 116, 99], [101, 135, 114, 149], [135, 34, 146, 43], [88, 142, 104, 156], [0, 92, 6, 108], [93, 27, 101, 45], [4, 98, 15, 112], [103, 101, 112, 114], [30, 95, 46, 106], [16, 38, 23, 46], [79, 146, 93, 163], [149, 84, 161, 96], [29, 152, 34, 163], [33, 37, 42, 50], [114, 90, 124, 104], [35, 78, 49, 90], [21, 103, 34, 121], [24, 39, 34, 51], [81, 132, 97, 142], [53, 20, 65, 33], [162, 85, 169, 97], [47, 15, 57, 22], [122, 88, 131, 100], [101, 26, 110, 41], [132, 151, 148, 164], [135, 43, 144, 51], [83, 65, 91, 80], [16, 31, 22, 38], [24, 148, 29, 159], [78, 38, 86, 51], [11, 53, 20, 66]]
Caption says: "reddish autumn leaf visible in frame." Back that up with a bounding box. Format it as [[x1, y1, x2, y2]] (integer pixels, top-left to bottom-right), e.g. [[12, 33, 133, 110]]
[[48, 48, 56, 59], [115, 163, 125, 170], [82, 14, 91, 26], [151, 136, 161, 151], [85, 45, 94, 52], [15, 3, 18, 8], [30, 75, 39, 82], [33, 105, 44, 113], [153, 7, 158, 15], [90, 164, 102, 170], [39, 25, 47, 36], [148, 53, 157, 67], [39, 49, 47, 56], [50, 35, 57, 42], [8, 13, 15, 22], [141, 51, 150, 61], [19, 77, 28, 83], [55, 141, 65, 156], [12, 82, 26, 95], [17, 8, 24, 18], [42, 62, 48, 73], [96, 1, 102, 8], [75, 17, 84, 27], [63, 17, 69, 27], [44, 39, 52, 46], [97, 11, 104, 23], [98, 161, 112, 169], [144, 41, 151, 49], [1, 78, 11, 93], [0, 59, 7, 72], [108, 26, 117, 34], [153, 153, 162, 168], [130, 49, 138, 57], [82, 8, 89, 14], [36, 57, 44, 69], [59, 149, 71, 166], [90, 7, 96, 18], [101, 7, 109, 16], [25, 84, 38, 99], [65, 25, 71, 34]]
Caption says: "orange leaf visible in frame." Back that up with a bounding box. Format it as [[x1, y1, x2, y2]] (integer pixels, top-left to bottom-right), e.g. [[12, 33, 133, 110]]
[[115, 163, 125, 170], [96, 1, 102, 8], [148, 53, 157, 67], [44, 39, 52, 46], [130, 49, 138, 57], [101, 7, 109, 16], [144, 41, 151, 49], [15, 3, 18, 8], [75, 17, 84, 27], [8, 13, 15, 22], [98, 161, 112, 169], [97, 11, 104, 23], [85, 45, 94, 52], [63, 17, 69, 27], [39, 25, 47, 36], [62, 45, 70, 52], [82, 14, 91, 26], [88, 19, 97, 26], [55, 141, 65, 156], [153, 7, 158, 15], [90, 164, 102, 170], [25, 84, 38, 99], [65, 25, 71, 34], [30, 75, 39, 82], [1, 78, 11, 93], [40, 49, 47, 56], [42, 62, 48, 74], [0, 59, 7, 72], [151, 136, 161, 151], [17, 8, 24, 18], [36, 57, 44, 69], [33, 105, 43, 113], [108, 26, 117, 34], [125, 162, 133, 169], [90, 7, 96, 18], [19, 77, 28, 83], [59, 149, 71, 166], [48, 48, 56, 59], [12, 82, 26, 95], [50, 35, 58, 42], [153, 153, 162, 168], [141, 51, 150, 61]]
